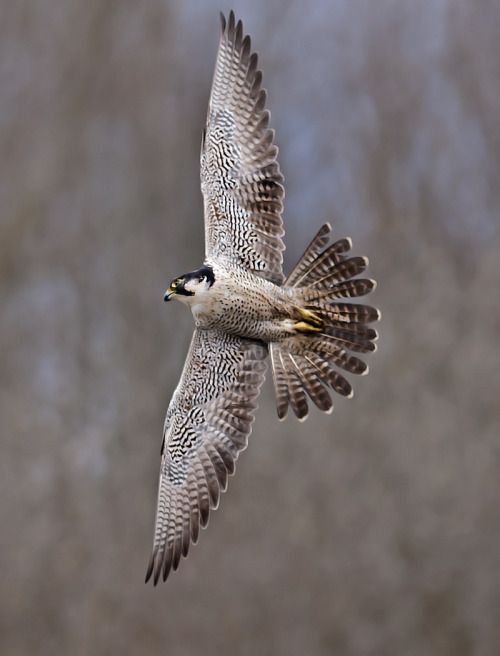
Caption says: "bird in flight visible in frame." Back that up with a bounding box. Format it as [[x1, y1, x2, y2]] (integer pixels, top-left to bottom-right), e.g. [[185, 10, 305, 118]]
[[145, 11, 380, 584]]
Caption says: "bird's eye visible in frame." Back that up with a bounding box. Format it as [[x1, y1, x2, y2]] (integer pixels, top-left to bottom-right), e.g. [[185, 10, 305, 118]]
[[170, 279, 179, 289]]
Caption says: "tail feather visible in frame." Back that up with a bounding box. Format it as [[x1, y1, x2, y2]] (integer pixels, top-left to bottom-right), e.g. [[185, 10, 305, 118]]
[[270, 346, 289, 420], [300, 256, 369, 290], [323, 326, 377, 354], [304, 351, 353, 398], [303, 301, 380, 324], [303, 276, 376, 299], [283, 359, 309, 421], [304, 336, 369, 375], [291, 354, 334, 414], [293, 247, 361, 288], [325, 321, 378, 341], [270, 223, 380, 420], [286, 223, 332, 286], [327, 278, 376, 299]]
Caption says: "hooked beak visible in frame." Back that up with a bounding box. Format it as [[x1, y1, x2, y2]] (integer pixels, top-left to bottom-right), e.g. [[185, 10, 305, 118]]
[[164, 287, 175, 302]]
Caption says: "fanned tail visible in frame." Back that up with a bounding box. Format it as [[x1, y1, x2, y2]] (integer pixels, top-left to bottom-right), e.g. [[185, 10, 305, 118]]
[[270, 223, 380, 420]]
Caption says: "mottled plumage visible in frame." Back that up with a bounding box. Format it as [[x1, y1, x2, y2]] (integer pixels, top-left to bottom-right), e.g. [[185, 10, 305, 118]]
[[201, 12, 285, 285], [146, 12, 380, 584]]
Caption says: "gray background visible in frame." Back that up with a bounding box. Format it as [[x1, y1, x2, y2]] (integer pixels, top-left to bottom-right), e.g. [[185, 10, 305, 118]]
[[2, 1, 499, 654]]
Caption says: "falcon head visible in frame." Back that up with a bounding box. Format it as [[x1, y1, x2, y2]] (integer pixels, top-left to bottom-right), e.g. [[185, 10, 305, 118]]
[[164, 265, 215, 304]]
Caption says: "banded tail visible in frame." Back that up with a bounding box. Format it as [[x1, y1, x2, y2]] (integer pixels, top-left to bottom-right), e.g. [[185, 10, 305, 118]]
[[270, 223, 380, 420]]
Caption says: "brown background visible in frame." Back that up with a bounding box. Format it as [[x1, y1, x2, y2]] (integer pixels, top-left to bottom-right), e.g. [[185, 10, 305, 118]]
[[1, 1, 499, 654]]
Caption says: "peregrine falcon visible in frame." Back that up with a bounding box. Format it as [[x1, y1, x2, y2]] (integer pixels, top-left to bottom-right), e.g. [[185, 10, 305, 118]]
[[145, 12, 380, 584]]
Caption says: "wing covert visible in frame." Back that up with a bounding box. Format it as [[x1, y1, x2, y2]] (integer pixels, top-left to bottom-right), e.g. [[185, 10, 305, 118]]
[[146, 329, 267, 584], [201, 11, 285, 285]]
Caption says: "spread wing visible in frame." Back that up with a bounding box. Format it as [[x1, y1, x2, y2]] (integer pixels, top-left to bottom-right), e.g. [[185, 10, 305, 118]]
[[201, 11, 285, 285], [145, 329, 267, 584]]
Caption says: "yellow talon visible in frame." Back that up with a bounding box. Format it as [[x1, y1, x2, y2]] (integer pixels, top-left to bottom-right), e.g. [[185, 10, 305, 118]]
[[293, 321, 322, 333], [299, 308, 324, 328], [293, 309, 325, 333]]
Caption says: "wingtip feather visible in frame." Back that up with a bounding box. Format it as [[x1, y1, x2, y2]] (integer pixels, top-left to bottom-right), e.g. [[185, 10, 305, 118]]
[[145, 551, 155, 584]]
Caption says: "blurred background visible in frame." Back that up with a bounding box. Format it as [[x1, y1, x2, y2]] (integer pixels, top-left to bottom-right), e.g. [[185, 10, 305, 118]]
[[1, 1, 499, 654]]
